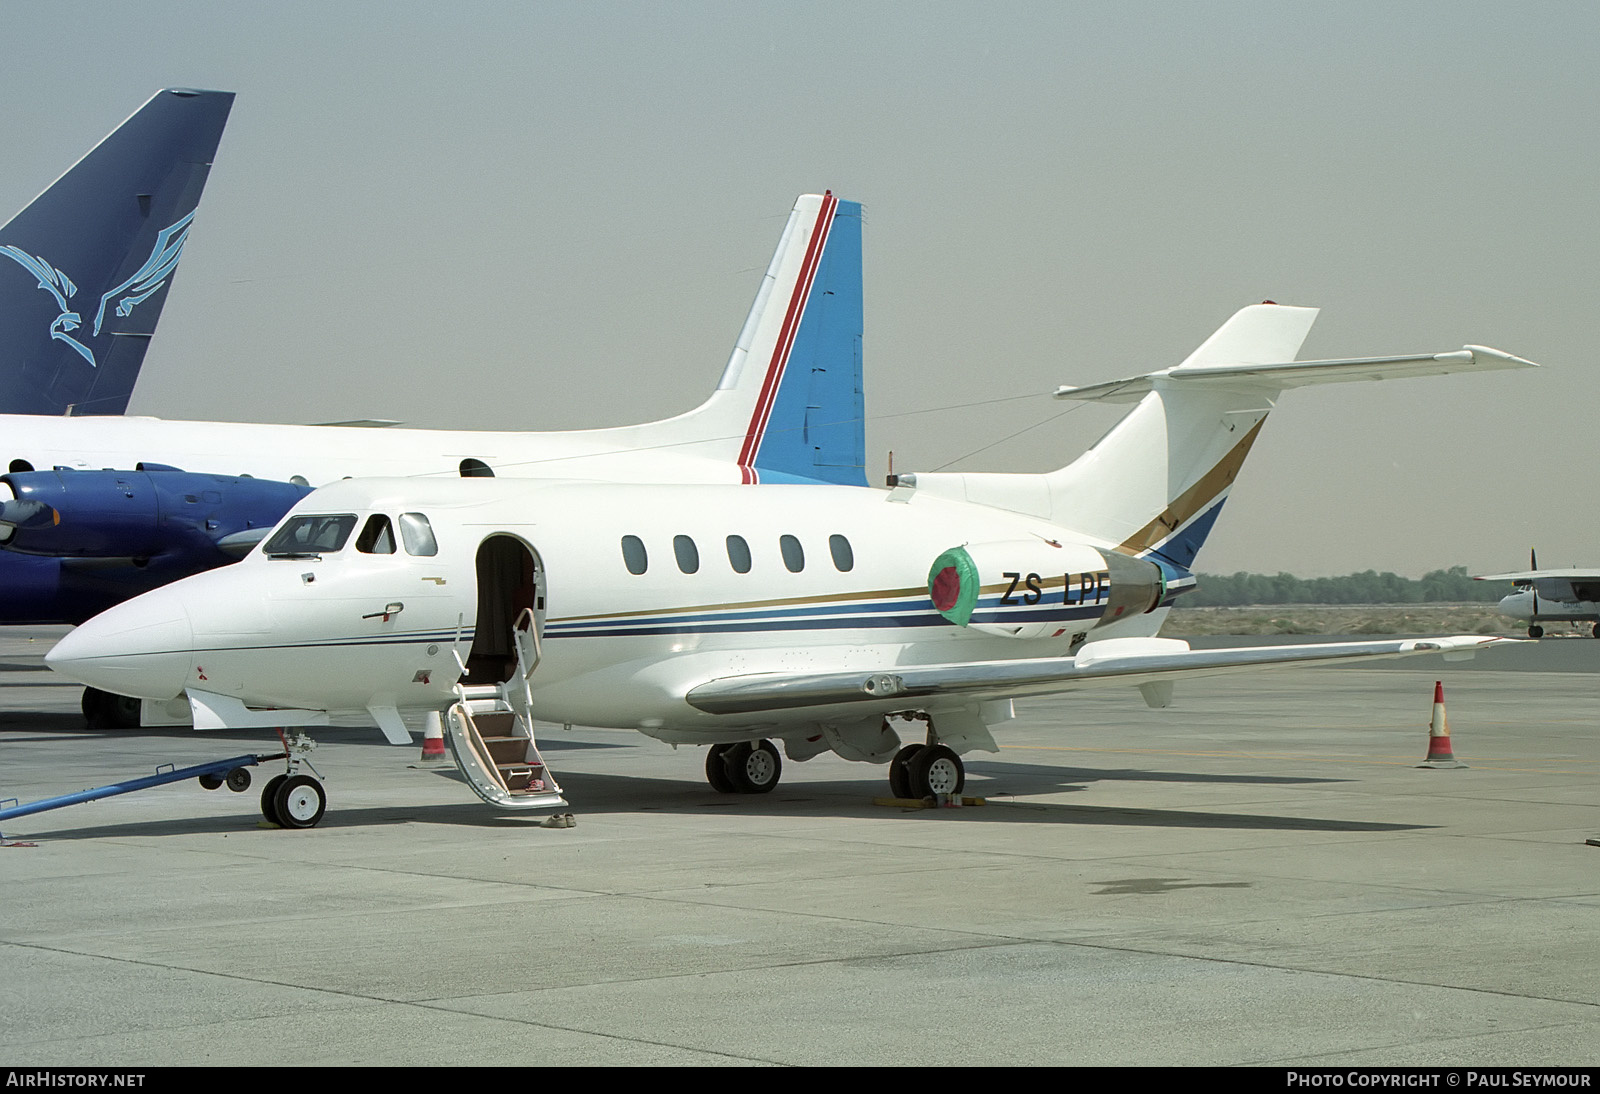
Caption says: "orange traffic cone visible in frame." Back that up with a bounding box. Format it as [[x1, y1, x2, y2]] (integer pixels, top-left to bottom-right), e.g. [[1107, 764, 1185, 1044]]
[[419, 710, 449, 764], [1419, 681, 1466, 769]]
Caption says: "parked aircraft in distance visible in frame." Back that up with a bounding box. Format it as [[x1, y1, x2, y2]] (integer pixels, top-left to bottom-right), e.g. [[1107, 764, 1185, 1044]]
[[5, 189, 867, 721], [46, 302, 1535, 827], [1477, 550, 1600, 637]]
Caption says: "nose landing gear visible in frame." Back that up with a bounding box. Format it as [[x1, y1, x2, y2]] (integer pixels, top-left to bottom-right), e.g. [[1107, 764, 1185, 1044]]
[[259, 732, 327, 829]]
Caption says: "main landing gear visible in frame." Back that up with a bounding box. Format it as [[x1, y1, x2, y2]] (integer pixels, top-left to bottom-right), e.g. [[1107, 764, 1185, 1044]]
[[888, 743, 965, 800], [258, 731, 328, 829], [705, 740, 783, 794]]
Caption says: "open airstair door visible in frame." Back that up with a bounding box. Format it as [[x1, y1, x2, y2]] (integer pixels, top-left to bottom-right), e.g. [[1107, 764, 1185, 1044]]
[[446, 538, 565, 811]]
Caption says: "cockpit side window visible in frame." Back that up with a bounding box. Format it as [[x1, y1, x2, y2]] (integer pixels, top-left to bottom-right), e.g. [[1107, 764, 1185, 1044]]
[[356, 514, 396, 554], [399, 513, 438, 556], [263, 514, 358, 557]]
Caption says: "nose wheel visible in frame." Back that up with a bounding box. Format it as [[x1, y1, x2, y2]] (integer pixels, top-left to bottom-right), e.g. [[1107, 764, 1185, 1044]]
[[259, 732, 327, 829], [273, 775, 327, 828]]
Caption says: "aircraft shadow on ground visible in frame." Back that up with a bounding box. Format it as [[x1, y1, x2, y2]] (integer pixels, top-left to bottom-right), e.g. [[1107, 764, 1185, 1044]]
[[963, 759, 1346, 795], [5, 760, 1419, 841]]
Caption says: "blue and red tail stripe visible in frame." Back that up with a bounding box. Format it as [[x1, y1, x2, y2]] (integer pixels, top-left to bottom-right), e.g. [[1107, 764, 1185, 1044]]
[[736, 193, 865, 486]]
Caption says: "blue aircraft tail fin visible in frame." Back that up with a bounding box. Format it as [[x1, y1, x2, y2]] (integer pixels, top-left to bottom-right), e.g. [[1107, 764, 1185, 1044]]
[[0, 88, 235, 416], [593, 194, 865, 485], [730, 193, 865, 485]]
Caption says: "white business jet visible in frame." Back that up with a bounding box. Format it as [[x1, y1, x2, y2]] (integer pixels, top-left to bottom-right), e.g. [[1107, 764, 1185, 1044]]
[[46, 304, 1535, 827]]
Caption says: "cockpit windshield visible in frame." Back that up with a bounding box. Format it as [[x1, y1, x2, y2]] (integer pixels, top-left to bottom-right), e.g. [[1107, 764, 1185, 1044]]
[[263, 514, 358, 558]]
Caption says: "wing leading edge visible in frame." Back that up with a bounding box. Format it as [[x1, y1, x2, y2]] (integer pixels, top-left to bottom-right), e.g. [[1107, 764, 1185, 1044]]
[[684, 635, 1512, 715]]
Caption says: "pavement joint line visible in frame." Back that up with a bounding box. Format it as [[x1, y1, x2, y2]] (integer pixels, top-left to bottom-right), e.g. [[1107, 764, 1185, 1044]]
[[0, 970, 781, 1066], [22, 918, 1587, 1021]]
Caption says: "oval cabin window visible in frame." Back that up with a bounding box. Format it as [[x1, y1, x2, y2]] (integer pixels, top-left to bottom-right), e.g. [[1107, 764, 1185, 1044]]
[[780, 534, 804, 573], [621, 535, 648, 575], [829, 534, 854, 572], [673, 535, 700, 574]]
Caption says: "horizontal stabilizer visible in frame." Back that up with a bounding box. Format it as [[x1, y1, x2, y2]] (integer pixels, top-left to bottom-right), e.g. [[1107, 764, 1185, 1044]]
[[685, 635, 1511, 715], [1055, 346, 1538, 403]]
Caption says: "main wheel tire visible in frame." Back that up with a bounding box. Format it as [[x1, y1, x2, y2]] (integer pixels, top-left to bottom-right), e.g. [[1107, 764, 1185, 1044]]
[[888, 743, 925, 799], [705, 744, 737, 793], [908, 745, 965, 799], [272, 775, 326, 829], [724, 740, 782, 794], [1530, 625, 1545, 638], [260, 774, 288, 825]]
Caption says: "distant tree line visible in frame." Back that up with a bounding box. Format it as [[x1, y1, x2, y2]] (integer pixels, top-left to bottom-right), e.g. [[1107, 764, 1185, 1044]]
[[1185, 566, 1503, 607]]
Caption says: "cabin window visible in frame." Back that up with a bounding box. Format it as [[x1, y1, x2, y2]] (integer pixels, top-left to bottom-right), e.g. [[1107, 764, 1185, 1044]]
[[621, 535, 648, 575], [829, 534, 854, 572], [673, 535, 699, 574], [780, 534, 805, 573], [399, 513, 438, 556], [459, 458, 494, 478], [263, 514, 358, 556], [356, 515, 396, 554], [726, 535, 751, 574]]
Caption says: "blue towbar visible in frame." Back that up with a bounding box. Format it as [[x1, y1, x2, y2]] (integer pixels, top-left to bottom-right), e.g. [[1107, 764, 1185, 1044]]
[[0, 752, 287, 831]]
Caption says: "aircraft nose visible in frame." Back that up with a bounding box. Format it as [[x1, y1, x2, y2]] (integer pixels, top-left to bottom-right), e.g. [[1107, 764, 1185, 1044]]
[[46, 592, 194, 700]]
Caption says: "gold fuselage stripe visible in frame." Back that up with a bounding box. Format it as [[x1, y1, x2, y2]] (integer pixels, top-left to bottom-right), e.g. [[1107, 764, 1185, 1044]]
[[1117, 418, 1265, 555]]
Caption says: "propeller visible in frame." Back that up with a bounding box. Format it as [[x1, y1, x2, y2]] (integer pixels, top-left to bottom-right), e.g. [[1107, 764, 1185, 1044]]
[[1531, 546, 1539, 620]]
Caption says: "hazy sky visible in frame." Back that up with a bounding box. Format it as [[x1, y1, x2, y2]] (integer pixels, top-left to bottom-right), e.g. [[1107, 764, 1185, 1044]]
[[3, 2, 1594, 577]]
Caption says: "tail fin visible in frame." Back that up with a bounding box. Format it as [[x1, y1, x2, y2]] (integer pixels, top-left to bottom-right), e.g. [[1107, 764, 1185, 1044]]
[[0, 88, 234, 416], [897, 303, 1536, 582], [1044, 304, 1535, 575], [596, 193, 865, 484]]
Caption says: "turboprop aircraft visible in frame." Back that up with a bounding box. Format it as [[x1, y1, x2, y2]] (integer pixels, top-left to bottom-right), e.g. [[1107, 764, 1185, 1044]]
[[2, 88, 233, 416], [1477, 551, 1600, 637], [45, 302, 1536, 827], [5, 190, 866, 725]]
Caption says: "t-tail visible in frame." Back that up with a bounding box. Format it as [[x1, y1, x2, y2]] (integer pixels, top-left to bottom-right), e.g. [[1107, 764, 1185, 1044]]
[[0, 88, 234, 416], [596, 192, 865, 485], [895, 302, 1537, 593]]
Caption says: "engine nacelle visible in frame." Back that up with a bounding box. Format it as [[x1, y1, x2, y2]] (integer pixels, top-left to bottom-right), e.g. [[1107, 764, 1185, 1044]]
[[0, 468, 312, 560], [927, 539, 1165, 639]]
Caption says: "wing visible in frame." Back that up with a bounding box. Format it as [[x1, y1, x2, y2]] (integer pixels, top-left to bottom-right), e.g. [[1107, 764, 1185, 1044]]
[[1476, 569, 1600, 582], [685, 635, 1510, 715]]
